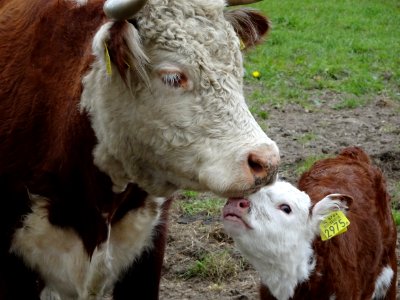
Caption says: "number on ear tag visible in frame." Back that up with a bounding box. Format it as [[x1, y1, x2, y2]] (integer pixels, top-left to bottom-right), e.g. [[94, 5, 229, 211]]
[[320, 211, 350, 241]]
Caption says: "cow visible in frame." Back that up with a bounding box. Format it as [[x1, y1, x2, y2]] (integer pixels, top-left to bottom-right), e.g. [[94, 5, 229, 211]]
[[223, 147, 397, 300], [0, 0, 280, 299]]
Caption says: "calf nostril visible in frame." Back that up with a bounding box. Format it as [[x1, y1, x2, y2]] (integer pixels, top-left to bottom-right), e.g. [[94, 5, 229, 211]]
[[239, 200, 250, 209]]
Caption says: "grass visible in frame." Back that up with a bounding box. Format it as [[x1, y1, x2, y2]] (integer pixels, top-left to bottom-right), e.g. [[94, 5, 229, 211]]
[[182, 190, 200, 199], [393, 210, 400, 226], [298, 132, 317, 145], [294, 154, 331, 176], [182, 250, 246, 283], [244, 0, 400, 109], [177, 196, 225, 217], [174, 195, 248, 283], [333, 98, 366, 110], [392, 182, 400, 225], [391, 181, 400, 201]]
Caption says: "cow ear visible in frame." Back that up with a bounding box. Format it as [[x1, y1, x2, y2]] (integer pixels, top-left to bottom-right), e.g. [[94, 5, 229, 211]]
[[106, 21, 149, 84], [309, 194, 353, 233], [224, 8, 270, 49]]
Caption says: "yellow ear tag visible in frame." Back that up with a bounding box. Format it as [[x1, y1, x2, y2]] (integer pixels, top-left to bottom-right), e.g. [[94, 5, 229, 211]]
[[104, 42, 112, 76], [239, 39, 246, 51], [320, 211, 350, 241]]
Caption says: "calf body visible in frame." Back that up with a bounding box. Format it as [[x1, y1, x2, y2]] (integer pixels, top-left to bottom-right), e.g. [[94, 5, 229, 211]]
[[223, 147, 397, 300]]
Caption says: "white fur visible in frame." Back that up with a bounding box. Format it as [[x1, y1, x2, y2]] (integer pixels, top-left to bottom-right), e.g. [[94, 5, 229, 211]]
[[80, 0, 279, 198], [11, 194, 165, 300], [223, 181, 347, 300], [372, 266, 394, 299]]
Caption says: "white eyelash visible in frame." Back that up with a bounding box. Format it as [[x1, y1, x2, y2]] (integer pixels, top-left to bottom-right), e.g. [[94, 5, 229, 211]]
[[162, 73, 181, 87]]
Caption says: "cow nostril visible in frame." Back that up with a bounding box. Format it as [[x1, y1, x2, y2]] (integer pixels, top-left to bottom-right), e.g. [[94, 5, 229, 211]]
[[248, 157, 263, 173], [248, 153, 268, 178]]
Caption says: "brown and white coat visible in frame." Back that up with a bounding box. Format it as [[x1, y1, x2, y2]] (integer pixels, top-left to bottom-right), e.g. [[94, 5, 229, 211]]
[[0, 0, 279, 298]]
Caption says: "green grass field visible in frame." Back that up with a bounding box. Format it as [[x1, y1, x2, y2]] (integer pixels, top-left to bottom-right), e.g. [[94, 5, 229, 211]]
[[244, 0, 400, 109], [243, 0, 400, 218]]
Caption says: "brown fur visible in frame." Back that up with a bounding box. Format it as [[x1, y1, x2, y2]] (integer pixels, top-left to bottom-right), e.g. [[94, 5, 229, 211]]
[[224, 8, 270, 48], [260, 147, 397, 299], [0, 1, 167, 298]]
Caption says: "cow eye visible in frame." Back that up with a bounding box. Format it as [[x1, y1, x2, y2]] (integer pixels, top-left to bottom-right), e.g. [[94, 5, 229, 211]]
[[279, 204, 292, 214], [160, 71, 187, 89]]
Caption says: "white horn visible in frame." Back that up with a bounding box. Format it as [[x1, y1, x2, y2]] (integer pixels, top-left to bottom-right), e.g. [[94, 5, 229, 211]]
[[104, 0, 147, 20]]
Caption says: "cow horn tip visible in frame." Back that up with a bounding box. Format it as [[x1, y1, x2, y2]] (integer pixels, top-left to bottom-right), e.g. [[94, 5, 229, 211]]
[[103, 0, 147, 20]]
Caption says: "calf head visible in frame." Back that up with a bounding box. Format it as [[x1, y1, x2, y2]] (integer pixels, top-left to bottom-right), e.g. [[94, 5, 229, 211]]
[[81, 0, 279, 197], [223, 181, 351, 299]]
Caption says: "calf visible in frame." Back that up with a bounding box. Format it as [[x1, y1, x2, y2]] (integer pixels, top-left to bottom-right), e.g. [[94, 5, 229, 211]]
[[223, 147, 397, 300]]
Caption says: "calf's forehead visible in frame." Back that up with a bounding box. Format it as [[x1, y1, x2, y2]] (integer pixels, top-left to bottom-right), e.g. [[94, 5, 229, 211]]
[[253, 182, 311, 209]]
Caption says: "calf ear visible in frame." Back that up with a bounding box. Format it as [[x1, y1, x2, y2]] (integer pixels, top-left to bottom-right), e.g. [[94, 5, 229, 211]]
[[309, 194, 353, 233], [224, 8, 270, 49]]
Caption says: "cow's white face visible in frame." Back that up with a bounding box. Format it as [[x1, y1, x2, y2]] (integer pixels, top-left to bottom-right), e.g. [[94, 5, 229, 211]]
[[81, 0, 279, 197]]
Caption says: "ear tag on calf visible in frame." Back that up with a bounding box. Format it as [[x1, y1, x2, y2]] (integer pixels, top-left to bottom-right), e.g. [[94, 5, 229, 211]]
[[320, 211, 350, 241], [104, 42, 113, 76]]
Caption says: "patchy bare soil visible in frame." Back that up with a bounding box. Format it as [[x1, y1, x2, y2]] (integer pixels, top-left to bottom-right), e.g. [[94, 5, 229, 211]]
[[160, 91, 400, 300]]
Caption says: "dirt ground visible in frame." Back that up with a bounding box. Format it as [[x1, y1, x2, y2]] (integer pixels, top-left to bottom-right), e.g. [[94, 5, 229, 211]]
[[160, 90, 400, 299]]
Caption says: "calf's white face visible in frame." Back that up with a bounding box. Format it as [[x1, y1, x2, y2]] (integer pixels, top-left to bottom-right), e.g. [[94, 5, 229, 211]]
[[81, 0, 279, 197], [222, 181, 350, 300], [223, 181, 314, 264]]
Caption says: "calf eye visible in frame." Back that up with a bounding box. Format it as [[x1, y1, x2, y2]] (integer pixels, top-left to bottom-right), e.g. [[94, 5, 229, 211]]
[[279, 204, 292, 214]]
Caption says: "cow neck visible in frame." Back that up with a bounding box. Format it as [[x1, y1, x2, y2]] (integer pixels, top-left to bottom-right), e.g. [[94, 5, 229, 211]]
[[107, 183, 149, 225], [19, 1, 130, 255], [43, 114, 149, 256], [1, 0, 150, 256]]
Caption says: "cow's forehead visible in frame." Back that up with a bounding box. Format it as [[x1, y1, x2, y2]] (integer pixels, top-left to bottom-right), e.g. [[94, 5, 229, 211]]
[[136, 0, 242, 73]]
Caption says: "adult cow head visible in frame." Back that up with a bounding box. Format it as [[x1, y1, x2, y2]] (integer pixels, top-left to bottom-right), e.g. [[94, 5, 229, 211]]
[[81, 0, 280, 198]]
